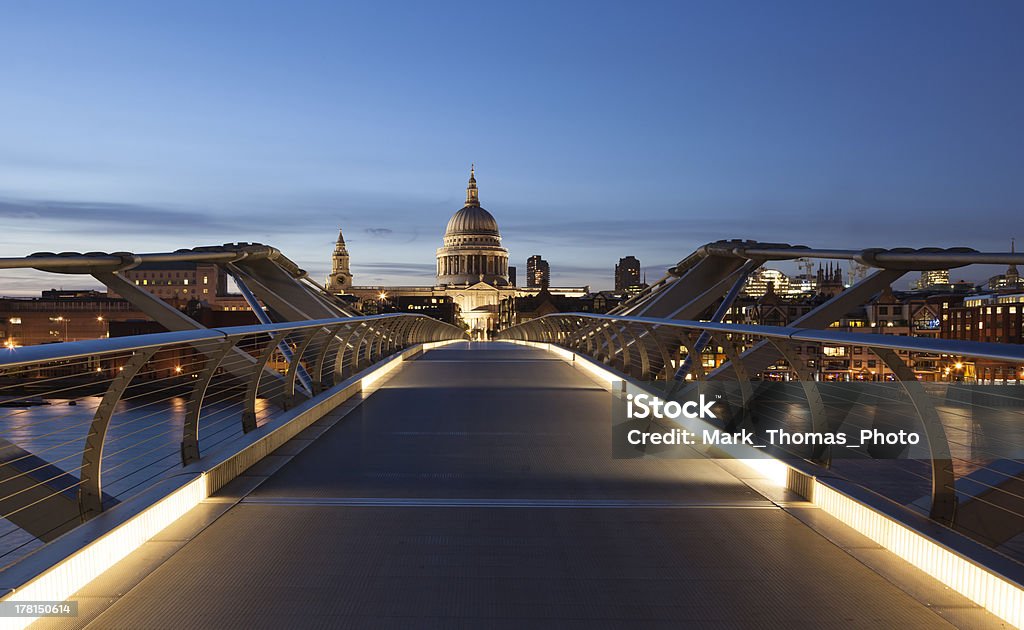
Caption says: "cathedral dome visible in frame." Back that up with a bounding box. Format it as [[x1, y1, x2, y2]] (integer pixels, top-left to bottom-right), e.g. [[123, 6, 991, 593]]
[[436, 165, 510, 287], [443, 164, 501, 237], [445, 205, 500, 236]]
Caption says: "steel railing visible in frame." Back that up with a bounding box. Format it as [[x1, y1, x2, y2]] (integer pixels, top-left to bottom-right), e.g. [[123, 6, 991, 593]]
[[498, 313, 1024, 559], [0, 313, 465, 566]]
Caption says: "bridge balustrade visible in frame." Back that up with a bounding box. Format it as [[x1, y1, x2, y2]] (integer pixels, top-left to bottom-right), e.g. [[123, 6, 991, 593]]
[[498, 313, 1024, 559], [0, 314, 465, 566]]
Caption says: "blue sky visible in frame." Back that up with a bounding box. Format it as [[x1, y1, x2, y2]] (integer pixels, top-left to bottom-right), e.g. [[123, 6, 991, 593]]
[[0, 1, 1021, 294]]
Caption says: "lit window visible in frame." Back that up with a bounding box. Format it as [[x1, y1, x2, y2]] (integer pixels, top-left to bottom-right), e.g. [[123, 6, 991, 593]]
[[8, 317, 21, 325], [203, 276, 209, 285], [184, 279, 189, 285], [203, 289, 209, 294]]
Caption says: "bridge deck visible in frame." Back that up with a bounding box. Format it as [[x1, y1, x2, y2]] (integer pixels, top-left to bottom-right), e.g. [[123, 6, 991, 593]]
[[46, 343, 975, 628]]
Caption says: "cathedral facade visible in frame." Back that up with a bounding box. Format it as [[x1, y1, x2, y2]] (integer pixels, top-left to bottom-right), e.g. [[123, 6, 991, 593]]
[[336, 167, 586, 338]]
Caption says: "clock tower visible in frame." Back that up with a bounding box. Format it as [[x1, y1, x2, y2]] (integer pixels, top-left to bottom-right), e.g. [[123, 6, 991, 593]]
[[326, 228, 353, 293]]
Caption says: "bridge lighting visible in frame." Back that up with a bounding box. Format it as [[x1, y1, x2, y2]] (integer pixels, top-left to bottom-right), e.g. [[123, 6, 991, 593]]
[[3, 339, 16, 350], [378, 291, 388, 301], [954, 362, 964, 370]]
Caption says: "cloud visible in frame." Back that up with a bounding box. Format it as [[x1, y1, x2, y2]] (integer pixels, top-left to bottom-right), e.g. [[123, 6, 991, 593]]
[[1, 188, 1012, 294], [502, 206, 1018, 254], [0, 269, 105, 297], [0, 198, 234, 233], [352, 261, 437, 278]]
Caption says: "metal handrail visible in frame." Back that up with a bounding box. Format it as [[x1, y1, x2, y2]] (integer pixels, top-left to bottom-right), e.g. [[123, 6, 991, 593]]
[[0, 313, 466, 562], [0, 313, 425, 368], [501, 313, 1024, 363], [695, 242, 1024, 268], [0, 244, 282, 272], [498, 312, 1024, 540]]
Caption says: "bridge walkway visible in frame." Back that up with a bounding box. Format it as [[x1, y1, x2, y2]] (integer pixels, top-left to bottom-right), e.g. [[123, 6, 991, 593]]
[[37, 343, 990, 628]]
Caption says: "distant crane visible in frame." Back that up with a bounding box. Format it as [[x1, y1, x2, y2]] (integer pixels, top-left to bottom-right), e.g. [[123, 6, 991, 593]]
[[796, 257, 815, 278], [847, 260, 870, 286]]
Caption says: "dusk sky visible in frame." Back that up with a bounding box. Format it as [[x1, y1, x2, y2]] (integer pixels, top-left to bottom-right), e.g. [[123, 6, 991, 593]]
[[1, 1, 1021, 294]]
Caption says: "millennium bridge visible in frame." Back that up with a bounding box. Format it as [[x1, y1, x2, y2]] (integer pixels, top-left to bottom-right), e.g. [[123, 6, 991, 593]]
[[0, 241, 1023, 628]]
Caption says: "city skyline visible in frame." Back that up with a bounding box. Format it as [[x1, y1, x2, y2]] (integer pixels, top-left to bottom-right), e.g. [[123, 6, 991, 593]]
[[1, 2, 1022, 293], [3, 4, 1024, 625]]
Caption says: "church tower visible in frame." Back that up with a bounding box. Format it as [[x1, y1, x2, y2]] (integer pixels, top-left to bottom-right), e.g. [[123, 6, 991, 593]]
[[326, 228, 352, 293], [1007, 238, 1020, 284]]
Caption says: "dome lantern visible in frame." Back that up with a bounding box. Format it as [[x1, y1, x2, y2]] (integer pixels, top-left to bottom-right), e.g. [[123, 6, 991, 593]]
[[466, 164, 480, 207]]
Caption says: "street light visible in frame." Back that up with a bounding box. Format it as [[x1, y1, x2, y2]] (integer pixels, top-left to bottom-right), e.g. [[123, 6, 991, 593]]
[[55, 316, 69, 341]]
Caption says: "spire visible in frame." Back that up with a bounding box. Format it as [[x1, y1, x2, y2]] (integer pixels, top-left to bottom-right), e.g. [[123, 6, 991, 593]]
[[1008, 237, 1020, 281], [326, 226, 352, 292], [465, 164, 480, 206]]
